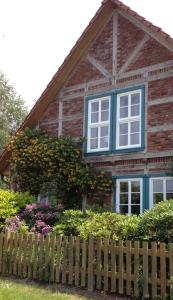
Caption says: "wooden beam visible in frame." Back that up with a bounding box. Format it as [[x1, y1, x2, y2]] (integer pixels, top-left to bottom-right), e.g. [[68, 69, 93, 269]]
[[87, 55, 112, 79], [118, 34, 149, 75], [112, 10, 118, 80], [117, 9, 173, 53]]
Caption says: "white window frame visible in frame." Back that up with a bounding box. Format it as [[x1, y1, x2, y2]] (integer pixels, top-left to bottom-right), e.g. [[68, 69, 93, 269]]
[[116, 178, 143, 215], [150, 177, 173, 208], [116, 89, 142, 150], [87, 96, 110, 153]]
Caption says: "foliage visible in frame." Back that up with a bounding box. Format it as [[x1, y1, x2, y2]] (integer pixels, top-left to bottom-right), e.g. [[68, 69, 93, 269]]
[[139, 199, 173, 242], [9, 129, 112, 208], [0, 189, 34, 224], [0, 72, 27, 152], [5, 216, 29, 233]]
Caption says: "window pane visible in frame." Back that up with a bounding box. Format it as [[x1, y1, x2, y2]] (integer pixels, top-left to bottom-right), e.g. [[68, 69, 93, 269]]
[[131, 193, 140, 204], [90, 128, 98, 138], [91, 112, 98, 123], [101, 110, 109, 122], [131, 181, 140, 192], [120, 107, 128, 118], [131, 105, 140, 116], [166, 180, 173, 193], [119, 135, 128, 146], [101, 126, 108, 137], [91, 102, 99, 112], [100, 137, 108, 148], [131, 93, 140, 105], [131, 205, 140, 215], [153, 180, 163, 193], [167, 193, 173, 200], [120, 194, 128, 204], [130, 133, 139, 145], [120, 96, 128, 107], [120, 123, 128, 135], [153, 193, 164, 204], [90, 139, 98, 149], [131, 121, 140, 133], [101, 99, 109, 111], [120, 182, 128, 193], [120, 205, 128, 214]]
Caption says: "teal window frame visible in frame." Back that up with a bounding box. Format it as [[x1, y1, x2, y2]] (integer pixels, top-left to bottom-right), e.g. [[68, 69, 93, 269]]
[[113, 173, 173, 215], [84, 85, 145, 156]]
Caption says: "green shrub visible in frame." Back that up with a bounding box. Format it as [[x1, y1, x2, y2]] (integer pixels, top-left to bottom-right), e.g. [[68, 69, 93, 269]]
[[53, 210, 89, 236], [139, 199, 173, 242], [0, 189, 35, 223]]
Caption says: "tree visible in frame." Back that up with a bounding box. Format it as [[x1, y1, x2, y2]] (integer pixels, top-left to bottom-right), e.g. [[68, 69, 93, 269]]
[[0, 72, 27, 152], [8, 130, 112, 209]]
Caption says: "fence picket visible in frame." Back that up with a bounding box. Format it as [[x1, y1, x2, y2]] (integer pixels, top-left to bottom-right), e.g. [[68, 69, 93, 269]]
[[110, 239, 116, 293], [118, 240, 124, 294], [68, 236, 74, 285], [103, 238, 109, 292], [88, 236, 94, 292], [75, 236, 80, 287], [126, 240, 131, 296], [22, 233, 29, 278], [0, 232, 4, 273], [17, 233, 23, 277], [143, 242, 149, 299], [62, 236, 68, 284], [96, 237, 102, 290], [28, 234, 34, 279], [55, 236, 62, 283], [13, 232, 19, 276], [33, 234, 39, 279], [50, 234, 56, 282], [81, 239, 87, 288], [151, 242, 157, 298], [160, 243, 166, 298], [169, 243, 173, 300]]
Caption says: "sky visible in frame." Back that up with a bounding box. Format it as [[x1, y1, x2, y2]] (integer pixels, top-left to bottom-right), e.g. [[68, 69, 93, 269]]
[[1, 0, 173, 111]]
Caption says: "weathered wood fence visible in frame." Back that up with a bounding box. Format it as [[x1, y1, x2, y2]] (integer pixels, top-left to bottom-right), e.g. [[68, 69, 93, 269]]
[[0, 231, 173, 299]]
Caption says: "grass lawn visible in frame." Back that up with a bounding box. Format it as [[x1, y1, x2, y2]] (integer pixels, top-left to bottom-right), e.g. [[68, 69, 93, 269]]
[[0, 277, 89, 300]]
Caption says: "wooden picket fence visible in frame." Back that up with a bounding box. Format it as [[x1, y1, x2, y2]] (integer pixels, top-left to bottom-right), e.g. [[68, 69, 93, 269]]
[[0, 231, 173, 299]]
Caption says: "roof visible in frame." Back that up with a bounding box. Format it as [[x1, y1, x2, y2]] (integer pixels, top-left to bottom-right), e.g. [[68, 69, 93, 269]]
[[1, 0, 173, 174]]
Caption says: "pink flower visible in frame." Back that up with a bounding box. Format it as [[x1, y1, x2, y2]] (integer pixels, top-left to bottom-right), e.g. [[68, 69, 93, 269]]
[[36, 220, 46, 227], [25, 203, 37, 211]]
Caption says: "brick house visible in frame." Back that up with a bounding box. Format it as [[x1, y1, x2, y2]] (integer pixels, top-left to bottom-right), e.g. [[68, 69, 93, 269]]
[[0, 0, 173, 214]]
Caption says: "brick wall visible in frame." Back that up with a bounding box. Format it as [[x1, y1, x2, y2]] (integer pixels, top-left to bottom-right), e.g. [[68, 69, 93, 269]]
[[37, 10, 173, 181]]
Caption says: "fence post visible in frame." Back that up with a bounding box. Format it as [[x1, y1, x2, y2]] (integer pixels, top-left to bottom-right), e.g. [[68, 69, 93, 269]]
[[88, 236, 94, 292]]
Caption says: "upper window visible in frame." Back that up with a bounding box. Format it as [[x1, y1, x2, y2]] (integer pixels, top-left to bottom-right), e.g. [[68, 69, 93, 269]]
[[150, 177, 173, 207], [87, 96, 110, 152], [116, 90, 141, 149], [85, 87, 144, 154]]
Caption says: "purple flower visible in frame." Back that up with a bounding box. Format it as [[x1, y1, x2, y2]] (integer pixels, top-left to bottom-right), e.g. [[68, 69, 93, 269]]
[[45, 212, 54, 220], [35, 211, 45, 219], [31, 227, 36, 232], [25, 203, 37, 211], [41, 225, 52, 235], [36, 220, 46, 227]]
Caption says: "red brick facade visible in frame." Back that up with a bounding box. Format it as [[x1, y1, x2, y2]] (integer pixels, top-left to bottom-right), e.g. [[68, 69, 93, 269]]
[[35, 5, 173, 206]]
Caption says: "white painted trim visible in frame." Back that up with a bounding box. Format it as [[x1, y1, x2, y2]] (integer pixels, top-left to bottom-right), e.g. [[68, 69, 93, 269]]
[[149, 177, 173, 209], [116, 178, 143, 215], [87, 96, 111, 153], [116, 90, 142, 150]]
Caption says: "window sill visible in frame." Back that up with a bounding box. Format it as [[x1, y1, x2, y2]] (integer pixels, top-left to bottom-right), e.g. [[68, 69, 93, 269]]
[[84, 146, 145, 157]]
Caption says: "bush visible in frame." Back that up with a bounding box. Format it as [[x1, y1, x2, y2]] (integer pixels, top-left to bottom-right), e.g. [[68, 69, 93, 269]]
[[139, 199, 173, 242], [0, 189, 34, 223]]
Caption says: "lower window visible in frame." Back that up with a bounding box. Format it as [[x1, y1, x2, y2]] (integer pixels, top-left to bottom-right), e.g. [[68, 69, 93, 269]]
[[116, 178, 142, 215], [150, 177, 173, 207]]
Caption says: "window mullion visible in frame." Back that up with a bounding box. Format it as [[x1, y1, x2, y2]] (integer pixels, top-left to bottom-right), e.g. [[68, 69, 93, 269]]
[[129, 180, 131, 215], [164, 179, 166, 201]]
